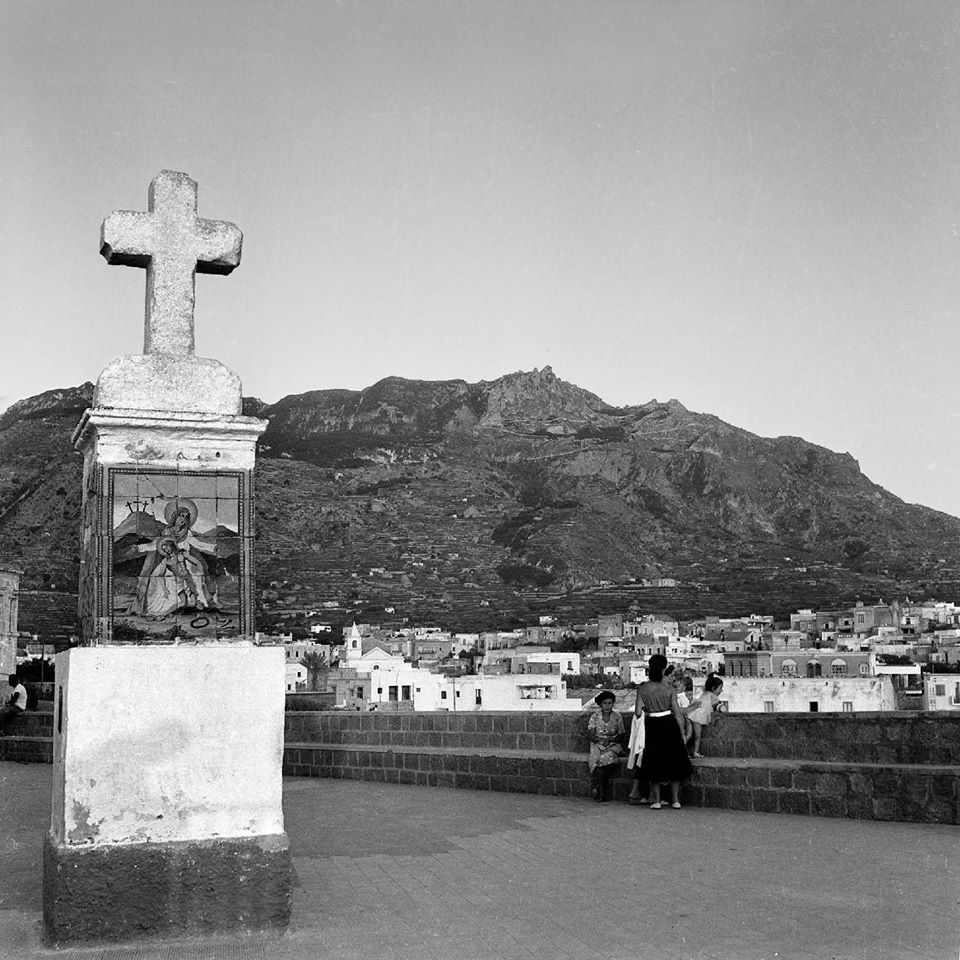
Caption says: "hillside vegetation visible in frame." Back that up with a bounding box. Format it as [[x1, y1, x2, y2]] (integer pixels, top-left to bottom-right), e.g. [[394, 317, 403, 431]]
[[3, 368, 959, 639]]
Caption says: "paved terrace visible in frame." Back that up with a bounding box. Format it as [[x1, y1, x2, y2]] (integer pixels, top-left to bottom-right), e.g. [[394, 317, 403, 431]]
[[1, 764, 958, 960]]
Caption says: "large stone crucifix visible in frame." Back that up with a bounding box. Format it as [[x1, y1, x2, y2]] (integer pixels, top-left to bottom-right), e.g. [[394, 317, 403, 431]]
[[100, 170, 242, 355]]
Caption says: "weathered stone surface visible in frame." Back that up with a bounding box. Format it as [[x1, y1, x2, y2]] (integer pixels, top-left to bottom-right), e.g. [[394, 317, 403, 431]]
[[100, 170, 242, 356], [52, 647, 285, 846], [94, 353, 241, 416], [43, 832, 290, 944], [280, 711, 960, 824], [41, 170, 289, 948], [70, 410, 265, 644]]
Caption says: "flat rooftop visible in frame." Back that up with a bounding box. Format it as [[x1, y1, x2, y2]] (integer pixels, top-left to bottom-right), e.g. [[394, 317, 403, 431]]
[[1, 764, 957, 960]]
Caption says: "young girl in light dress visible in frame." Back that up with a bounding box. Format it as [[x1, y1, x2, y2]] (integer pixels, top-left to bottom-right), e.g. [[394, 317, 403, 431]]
[[684, 674, 725, 758]]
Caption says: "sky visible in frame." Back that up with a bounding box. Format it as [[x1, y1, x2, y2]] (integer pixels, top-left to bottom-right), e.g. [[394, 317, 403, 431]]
[[2, 1, 960, 515]]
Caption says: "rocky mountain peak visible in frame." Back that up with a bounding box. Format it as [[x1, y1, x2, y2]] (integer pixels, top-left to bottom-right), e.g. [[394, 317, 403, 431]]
[[3, 370, 960, 639], [478, 367, 611, 435], [0, 382, 93, 431]]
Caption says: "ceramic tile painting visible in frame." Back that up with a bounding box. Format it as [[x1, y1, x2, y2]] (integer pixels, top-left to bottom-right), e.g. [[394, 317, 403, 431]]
[[108, 469, 246, 640]]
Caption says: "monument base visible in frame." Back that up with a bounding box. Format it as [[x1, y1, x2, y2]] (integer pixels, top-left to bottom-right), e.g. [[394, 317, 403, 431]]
[[45, 645, 290, 944], [43, 831, 291, 944]]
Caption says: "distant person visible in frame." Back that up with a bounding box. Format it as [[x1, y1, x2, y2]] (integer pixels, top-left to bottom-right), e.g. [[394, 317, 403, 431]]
[[667, 666, 692, 740], [0, 674, 28, 735], [684, 674, 725, 758], [632, 654, 691, 809], [626, 712, 649, 806], [586, 690, 625, 802]]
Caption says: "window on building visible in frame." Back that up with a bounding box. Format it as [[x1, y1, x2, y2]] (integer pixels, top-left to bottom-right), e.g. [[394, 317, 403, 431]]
[[763, 701, 774, 713], [388, 685, 398, 701], [455, 690, 461, 697], [377, 687, 383, 695], [441, 691, 447, 700], [842, 702, 853, 712], [809, 702, 819, 712], [859, 663, 869, 676], [807, 661, 822, 678], [780, 660, 797, 677], [857, 614, 864, 623], [475, 690, 482, 705], [935, 684, 946, 697], [830, 660, 847, 677], [401, 685, 411, 701]]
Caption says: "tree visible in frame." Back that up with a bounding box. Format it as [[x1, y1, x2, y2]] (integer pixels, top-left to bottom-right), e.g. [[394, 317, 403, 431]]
[[299, 651, 329, 692], [550, 634, 596, 654]]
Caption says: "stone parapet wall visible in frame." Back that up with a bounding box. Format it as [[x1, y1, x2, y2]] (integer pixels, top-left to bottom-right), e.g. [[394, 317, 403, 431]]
[[283, 710, 960, 824], [706, 713, 960, 765], [7, 709, 960, 823], [284, 710, 593, 754], [2, 712, 53, 738], [686, 758, 959, 823], [284, 744, 589, 798], [285, 710, 960, 765]]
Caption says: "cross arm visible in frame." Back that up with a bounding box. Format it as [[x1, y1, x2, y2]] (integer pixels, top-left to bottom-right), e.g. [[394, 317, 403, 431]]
[[194, 218, 243, 275], [100, 210, 155, 267]]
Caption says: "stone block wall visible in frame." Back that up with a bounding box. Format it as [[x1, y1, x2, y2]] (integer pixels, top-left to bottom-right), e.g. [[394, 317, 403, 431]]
[[685, 758, 959, 823], [284, 710, 591, 755], [0, 711, 53, 763], [7, 708, 960, 823], [704, 713, 960, 765], [283, 710, 960, 824], [284, 710, 960, 764]]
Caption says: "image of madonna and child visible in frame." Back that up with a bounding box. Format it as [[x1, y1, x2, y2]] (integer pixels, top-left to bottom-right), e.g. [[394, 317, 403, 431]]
[[115, 500, 221, 619]]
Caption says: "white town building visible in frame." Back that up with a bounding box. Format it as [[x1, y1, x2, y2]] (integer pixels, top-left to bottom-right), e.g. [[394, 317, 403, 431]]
[[924, 674, 960, 711], [285, 661, 306, 692], [720, 676, 897, 713]]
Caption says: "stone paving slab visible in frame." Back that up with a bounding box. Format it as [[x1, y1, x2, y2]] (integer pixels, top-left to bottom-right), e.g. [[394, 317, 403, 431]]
[[2, 763, 958, 960]]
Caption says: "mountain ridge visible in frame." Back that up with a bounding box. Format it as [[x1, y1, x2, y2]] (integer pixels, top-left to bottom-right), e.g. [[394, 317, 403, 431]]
[[1, 368, 958, 639]]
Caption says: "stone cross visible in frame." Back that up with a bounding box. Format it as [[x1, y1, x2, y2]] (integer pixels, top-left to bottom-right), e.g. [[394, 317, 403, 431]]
[[100, 170, 243, 355]]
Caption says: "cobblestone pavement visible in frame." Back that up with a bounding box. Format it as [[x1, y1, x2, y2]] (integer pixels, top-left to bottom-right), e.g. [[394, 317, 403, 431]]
[[2, 763, 958, 960]]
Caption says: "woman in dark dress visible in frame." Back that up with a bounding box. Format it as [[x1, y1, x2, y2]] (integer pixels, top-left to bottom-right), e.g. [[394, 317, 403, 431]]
[[633, 653, 692, 809]]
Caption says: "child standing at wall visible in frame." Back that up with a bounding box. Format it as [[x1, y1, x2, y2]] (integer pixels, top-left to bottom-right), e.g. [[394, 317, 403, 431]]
[[683, 674, 725, 758], [587, 690, 625, 802]]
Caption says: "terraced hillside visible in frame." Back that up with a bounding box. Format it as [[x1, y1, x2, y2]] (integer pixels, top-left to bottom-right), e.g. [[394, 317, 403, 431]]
[[3, 369, 960, 640]]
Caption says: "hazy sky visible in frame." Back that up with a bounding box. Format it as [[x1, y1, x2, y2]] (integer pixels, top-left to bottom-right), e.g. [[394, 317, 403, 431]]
[[3, 1, 959, 515]]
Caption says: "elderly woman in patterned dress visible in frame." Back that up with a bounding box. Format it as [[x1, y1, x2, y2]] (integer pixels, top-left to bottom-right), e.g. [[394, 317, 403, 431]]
[[586, 690, 625, 802]]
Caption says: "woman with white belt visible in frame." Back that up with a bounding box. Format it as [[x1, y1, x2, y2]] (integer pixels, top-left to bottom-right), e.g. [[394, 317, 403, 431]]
[[632, 653, 692, 809]]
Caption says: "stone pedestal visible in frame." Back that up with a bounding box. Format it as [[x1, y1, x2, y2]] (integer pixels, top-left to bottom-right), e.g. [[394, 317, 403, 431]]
[[43, 361, 289, 943], [72, 402, 265, 647], [45, 172, 291, 944], [44, 646, 290, 943]]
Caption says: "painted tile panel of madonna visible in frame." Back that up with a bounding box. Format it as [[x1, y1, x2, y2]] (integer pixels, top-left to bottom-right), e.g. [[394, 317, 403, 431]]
[[108, 469, 248, 641]]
